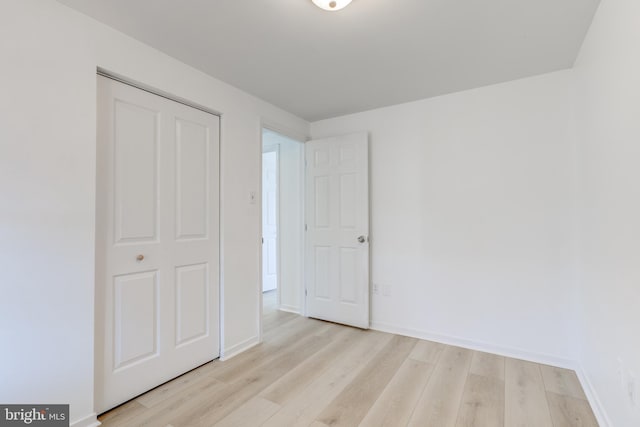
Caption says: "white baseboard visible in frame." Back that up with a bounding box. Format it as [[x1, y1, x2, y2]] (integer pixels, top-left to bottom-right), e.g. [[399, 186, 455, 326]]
[[71, 413, 100, 427], [574, 365, 612, 427], [370, 321, 576, 369], [278, 304, 300, 314], [221, 335, 259, 361]]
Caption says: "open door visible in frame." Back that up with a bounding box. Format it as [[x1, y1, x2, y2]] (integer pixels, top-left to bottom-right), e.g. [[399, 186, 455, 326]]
[[305, 132, 369, 329]]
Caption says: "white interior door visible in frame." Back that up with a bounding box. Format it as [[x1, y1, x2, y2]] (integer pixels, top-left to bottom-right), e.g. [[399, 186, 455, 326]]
[[305, 132, 369, 329], [96, 75, 220, 413], [262, 147, 278, 292]]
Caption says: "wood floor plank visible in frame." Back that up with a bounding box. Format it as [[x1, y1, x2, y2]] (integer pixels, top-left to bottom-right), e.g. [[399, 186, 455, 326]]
[[540, 365, 587, 400], [469, 351, 505, 381], [179, 331, 334, 426], [105, 328, 327, 426], [455, 373, 504, 427], [259, 327, 361, 404], [315, 335, 417, 427], [136, 362, 218, 408], [261, 330, 394, 427], [546, 392, 599, 427], [100, 374, 227, 427], [97, 400, 148, 426], [358, 358, 434, 427], [213, 396, 280, 427], [407, 345, 473, 427], [262, 294, 297, 332], [210, 317, 305, 380], [213, 317, 332, 383], [166, 378, 249, 427], [263, 310, 297, 333], [505, 358, 554, 427], [409, 339, 444, 364]]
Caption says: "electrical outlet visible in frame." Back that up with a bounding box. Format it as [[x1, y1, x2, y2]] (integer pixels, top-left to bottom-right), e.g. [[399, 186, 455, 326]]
[[249, 191, 257, 204], [372, 283, 379, 295]]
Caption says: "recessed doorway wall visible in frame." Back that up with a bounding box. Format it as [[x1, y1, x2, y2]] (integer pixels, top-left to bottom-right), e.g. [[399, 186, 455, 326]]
[[261, 128, 305, 315]]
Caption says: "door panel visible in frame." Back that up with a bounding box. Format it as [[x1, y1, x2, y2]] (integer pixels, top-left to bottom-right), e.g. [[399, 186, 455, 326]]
[[314, 246, 331, 299], [305, 133, 369, 329], [113, 100, 159, 243], [339, 248, 357, 303], [113, 271, 158, 369], [339, 174, 357, 228], [176, 119, 209, 240], [175, 263, 209, 346], [314, 176, 330, 227], [96, 75, 220, 413]]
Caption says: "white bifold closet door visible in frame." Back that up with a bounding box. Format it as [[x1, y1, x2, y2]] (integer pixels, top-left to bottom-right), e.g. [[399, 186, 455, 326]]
[[305, 132, 370, 329], [95, 75, 220, 413]]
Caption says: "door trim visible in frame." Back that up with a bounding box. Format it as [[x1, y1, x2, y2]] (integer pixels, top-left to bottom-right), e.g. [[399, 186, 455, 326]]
[[97, 68, 221, 118]]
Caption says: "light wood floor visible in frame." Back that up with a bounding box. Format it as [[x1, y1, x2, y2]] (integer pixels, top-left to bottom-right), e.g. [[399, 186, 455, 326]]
[[99, 291, 598, 426]]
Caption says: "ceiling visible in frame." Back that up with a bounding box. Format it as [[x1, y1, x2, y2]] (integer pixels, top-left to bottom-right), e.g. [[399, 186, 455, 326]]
[[57, 0, 600, 121]]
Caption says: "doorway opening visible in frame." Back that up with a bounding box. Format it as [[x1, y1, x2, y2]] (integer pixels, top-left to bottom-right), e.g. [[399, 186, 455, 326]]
[[261, 128, 305, 321]]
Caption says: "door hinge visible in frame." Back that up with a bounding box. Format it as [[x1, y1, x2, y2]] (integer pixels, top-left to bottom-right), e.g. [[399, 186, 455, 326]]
[[305, 288, 308, 296], [305, 224, 308, 231], [261, 237, 264, 244]]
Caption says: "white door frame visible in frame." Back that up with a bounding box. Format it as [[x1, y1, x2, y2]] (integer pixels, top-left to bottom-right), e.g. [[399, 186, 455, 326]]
[[94, 69, 223, 411], [258, 123, 307, 342]]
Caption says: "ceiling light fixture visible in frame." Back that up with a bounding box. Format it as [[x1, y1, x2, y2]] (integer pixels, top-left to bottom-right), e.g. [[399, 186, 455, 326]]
[[312, 0, 353, 11]]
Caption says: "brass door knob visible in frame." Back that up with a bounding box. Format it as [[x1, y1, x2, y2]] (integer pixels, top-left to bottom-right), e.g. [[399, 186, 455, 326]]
[[136, 254, 145, 262]]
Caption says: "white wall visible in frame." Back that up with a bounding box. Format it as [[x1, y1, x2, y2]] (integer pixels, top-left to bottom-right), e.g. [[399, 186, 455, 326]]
[[311, 71, 577, 364], [572, 0, 640, 425], [262, 130, 304, 313], [0, 0, 308, 425]]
